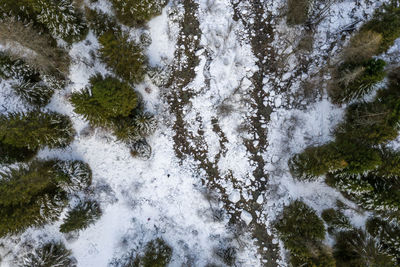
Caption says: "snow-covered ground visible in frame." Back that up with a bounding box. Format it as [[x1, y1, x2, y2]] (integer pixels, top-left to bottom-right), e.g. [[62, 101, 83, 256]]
[[0, 0, 399, 266]]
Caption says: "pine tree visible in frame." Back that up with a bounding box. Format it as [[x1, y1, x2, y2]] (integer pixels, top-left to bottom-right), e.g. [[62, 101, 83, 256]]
[[0, 159, 92, 236], [275, 200, 327, 264], [331, 59, 386, 104], [71, 74, 138, 126], [361, 0, 400, 53], [0, 111, 75, 150], [32, 0, 87, 43], [367, 217, 400, 263], [110, 238, 172, 267], [333, 229, 396, 266], [99, 31, 146, 84], [0, 141, 37, 164], [322, 208, 352, 235], [110, 0, 166, 27], [60, 200, 101, 233], [289, 143, 347, 180], [0, 52, 55, 107], [84, 7, 121, 37], [18, 241, 77, 267]]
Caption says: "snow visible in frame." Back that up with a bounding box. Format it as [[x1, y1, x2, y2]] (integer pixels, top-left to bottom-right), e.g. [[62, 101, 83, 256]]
[[240, 211, 253, 225]]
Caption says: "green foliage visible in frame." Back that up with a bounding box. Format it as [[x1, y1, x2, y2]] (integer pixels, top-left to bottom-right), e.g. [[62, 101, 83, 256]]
[[99, 31, 146, 84], [137, 238, 173, 267], [60, 200, 102, 233], [367, 217, 400, 263], [110, 0, 166, 27], [0, 159, 91, 236], [71, 74, 138, 126], [361, 0, 400, 53], [331, 59, 386, 104], [0, 111, 75, 150], [289, 143, 347, 180], [322, 208, 352, 235], [333, 229, 396, 267], [32, 0, 87, 43], [84, 7, 121, 37], [275, 200, 327, 264], [0, 141, 37, 164], [18, 241, 77, 267], [0, 52, 54, 107], [109, 238, 172, 267]]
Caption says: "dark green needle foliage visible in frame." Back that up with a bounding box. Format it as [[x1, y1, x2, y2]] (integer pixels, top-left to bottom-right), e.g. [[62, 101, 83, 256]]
[[110, 0, 166, 27], [275, 200, 334, 266], [71, 74, 138, 126], [367, 217, 400, 263], [0, 159, 92, 236], [333, 229, 396, 267], [322, 209, 352, 235], [0, 52, 54, 107], [331, 59, 386, 104], [361, 0, 400, 53], [84, 7, 121, 37], [60, 199, 102, 233], [110, 238, 172, 267], [0, 142, 37, 164], [18, 241, 77, 267], [0, 111, 75, 150], [99, 31, 146, 84]]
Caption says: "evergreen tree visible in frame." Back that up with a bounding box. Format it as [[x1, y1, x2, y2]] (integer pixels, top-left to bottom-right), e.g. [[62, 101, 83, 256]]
[[0, 159, 91, 236], [333, 229, 396, 266], [0, 52, 54, 107], [18, 241, 77, 267], [0, 111, 75, 150], [71, 74, 138, 126], [367, 217, 400, 263], [331, 59, 386, 104], [60, 200, 102, 233], [0, 141, 37, 164], [84, 7, 121, 37], [275, 200, 328, 264], [32, 0, 87, 43], [110, 0, 166, 27], [322, 208, 352, 235], [99, 31, 146, 84], [110, 238, 172, 267], [361, 0, 400, 53], [289, 143, 347, 180]]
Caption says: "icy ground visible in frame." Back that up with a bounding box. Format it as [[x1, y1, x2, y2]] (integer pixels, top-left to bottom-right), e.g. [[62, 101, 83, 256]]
[[0, 0, 398, 266]]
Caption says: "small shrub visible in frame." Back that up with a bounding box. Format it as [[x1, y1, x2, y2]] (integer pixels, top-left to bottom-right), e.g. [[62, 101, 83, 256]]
[[109, 238, 172, 267], [71, 74, 139, 126], [60, 200, 102, 233], [287, 0, 311, 25], [361, 1, 400, 53], [0, 111, 75, 150], [18, 241, 77, 267], [99, 31, 146, 84], [275, 200, 326, 262], [139, 238, 173, 267], [110, 0, 166, 27]]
